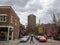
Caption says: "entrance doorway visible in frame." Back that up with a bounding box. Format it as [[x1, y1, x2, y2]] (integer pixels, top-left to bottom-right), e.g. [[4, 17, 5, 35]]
[[57, 27, 60, 34], [0, 27, 8, 41]]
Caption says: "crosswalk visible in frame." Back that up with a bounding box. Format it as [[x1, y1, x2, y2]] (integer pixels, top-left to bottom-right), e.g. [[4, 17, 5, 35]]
[[0, 37, 60, 45], [17, 37, 60, 45]]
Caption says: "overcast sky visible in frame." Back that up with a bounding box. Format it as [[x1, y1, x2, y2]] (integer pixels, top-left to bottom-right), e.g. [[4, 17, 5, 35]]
[[0, 0, 60, 25]]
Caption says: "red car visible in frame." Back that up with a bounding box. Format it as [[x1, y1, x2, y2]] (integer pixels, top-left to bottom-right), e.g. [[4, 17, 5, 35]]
[[38, 36, 47, 42]]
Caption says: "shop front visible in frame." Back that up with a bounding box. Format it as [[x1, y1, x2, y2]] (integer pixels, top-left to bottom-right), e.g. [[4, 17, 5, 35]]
[[0, 26, 13, 41]]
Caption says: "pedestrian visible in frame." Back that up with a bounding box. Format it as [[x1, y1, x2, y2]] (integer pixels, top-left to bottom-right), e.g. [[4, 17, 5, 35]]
[[30, 34, 34, 43], [44, 34, 48, 40]]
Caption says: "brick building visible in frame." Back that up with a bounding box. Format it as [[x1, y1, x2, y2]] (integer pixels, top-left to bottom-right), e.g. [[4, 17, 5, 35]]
[[41, 24, 57, 36], [0, 6, 20, 41], [36, 13, 58, 36], [56, 15, 60, 34], [19, 24, 26, 37], [42, 14, 57, 36]]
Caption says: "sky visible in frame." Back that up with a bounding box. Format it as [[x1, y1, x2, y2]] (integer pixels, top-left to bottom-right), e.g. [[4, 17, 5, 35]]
[[0, 0, 60, 25]]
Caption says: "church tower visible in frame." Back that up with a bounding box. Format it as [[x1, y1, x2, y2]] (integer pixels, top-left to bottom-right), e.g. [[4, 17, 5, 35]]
[[53, 13, 57, 24]]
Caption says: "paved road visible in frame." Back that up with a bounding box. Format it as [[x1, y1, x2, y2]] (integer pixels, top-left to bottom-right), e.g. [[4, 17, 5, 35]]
[[0, 38, 60, 45], [17, 38, 60, 45]]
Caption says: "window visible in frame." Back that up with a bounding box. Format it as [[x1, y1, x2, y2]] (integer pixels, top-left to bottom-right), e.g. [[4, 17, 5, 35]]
[[11, 16, 13, 23], [0, 16, 7, 22], [15, 20, 17, 26]]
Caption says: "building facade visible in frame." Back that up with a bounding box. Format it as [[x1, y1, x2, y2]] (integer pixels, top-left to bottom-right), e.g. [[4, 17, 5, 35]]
[[19, 24, 26, 37], [0, 6, 20, 41], [41, 24, 57, 36], [36, 13, 58, 36], [28, 14, 36, 33], [53, 13, 60, 35], [56, 14, 60, 34]]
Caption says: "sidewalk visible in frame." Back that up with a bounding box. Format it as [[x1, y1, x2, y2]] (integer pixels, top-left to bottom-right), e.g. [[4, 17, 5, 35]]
[[47, 39, 59, 43], [0, 39, 20, 45]]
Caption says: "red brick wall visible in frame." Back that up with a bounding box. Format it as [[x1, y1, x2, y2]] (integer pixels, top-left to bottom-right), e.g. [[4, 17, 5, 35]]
[[0, 8, 10, 25], [41, 24, 57, 36], [0, 6, 20, 39]]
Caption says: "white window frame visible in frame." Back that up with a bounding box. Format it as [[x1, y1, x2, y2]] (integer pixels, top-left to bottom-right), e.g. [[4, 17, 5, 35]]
[[11, 16, 13, 23], [0, 14, 7, 22]]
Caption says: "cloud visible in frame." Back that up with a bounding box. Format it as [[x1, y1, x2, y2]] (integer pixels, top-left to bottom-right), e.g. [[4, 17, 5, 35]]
[[0, 0, 10, 2], [11, 0, 58, 25], [52, 0, 60, 8], [12, 0, 43, 12], [25, 0, 43, 11], [0, 0, 60, 25], [0, 0, 10, 6], [10, 0, 30, 7], [0, 0, 30, 6]]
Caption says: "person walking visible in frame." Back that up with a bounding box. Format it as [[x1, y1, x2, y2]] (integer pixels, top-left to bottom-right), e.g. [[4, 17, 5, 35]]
[[30, 34, 34, 43]]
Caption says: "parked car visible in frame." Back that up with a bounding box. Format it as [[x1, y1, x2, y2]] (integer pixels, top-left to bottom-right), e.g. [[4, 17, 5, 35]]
[[20, 35, 30, 42], [38, 36, 47, 42], [35, 35, 42, 40]]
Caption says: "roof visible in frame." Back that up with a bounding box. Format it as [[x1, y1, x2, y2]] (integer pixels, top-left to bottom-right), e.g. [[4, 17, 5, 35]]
[[0, 6, 20, 20], [29, 14, 35, 16], [0, 6, 11, 8]]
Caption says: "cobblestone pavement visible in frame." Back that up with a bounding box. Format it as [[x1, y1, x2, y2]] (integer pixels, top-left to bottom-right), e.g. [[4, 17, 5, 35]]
[[0, 38, 60, 45]]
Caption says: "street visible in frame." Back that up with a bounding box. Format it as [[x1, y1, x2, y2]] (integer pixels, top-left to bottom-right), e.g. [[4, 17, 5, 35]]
[[0, 37, 60, 45], [17, 38, 60, 45]]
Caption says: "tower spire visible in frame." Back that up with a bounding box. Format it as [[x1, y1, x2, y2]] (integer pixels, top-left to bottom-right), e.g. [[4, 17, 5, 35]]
[[53, 12, 56, 24]]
